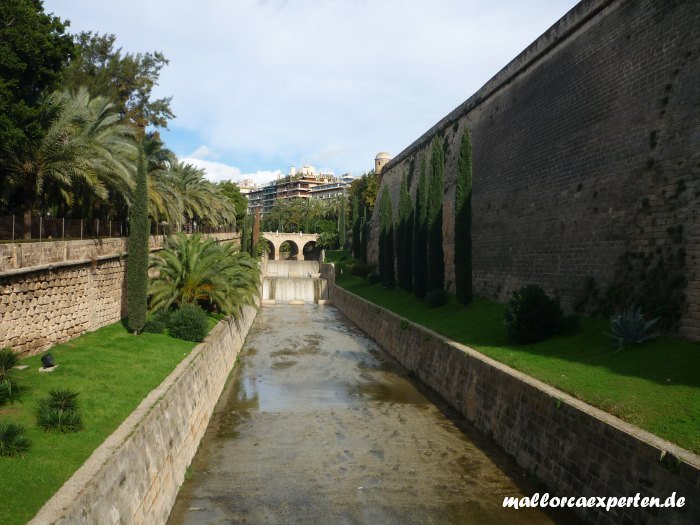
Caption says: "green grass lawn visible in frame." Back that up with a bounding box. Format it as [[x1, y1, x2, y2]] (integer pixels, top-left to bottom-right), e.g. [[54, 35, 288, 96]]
[[335, 269, 700, 455], [0, 317, 221, 525]]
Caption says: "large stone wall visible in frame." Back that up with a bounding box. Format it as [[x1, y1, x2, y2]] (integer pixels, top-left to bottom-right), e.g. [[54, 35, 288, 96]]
[[29, 302, 258, 525], [371, 0, 700, 339], [331, 284, 700, 525], [0, 233, 241, 356]]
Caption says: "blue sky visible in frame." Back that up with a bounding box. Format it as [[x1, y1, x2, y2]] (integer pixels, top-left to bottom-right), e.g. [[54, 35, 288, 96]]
[[44, 0, 579, 185]]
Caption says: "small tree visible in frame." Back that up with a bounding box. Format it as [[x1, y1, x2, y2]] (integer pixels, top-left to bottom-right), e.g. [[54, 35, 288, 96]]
[[426, 136, 445, 292], [455, 128, 474, 304], [360, 209, 369, 263], [127, 146, 149, 333], [378, 187, 395, 288], [251, 208, 260, 257], [412, 157, 428, 299]]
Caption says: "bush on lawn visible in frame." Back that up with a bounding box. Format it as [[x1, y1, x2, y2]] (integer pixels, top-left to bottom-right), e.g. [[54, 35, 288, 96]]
[[504, 285, 563, 344], [143, 310, 172, 334], [168, 303, 208, 342], [37, 389, 83, 433], [426, 288, 449, 308], [0, 421, 30, 456], [0, 347, 21, 403], [350, 262, 377, 281]]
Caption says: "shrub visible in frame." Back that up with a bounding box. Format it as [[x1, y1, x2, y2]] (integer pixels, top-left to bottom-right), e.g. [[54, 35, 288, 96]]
[[37, 389, 83, 433], [609, 306, 660, 349], [367, 273, 381, 286], [0, 347, 21, 403], [143, 310, 171, 334], [504, 285, 563, 344], [350, 262, 377, 281], [0, 421, 30, 456], [37, 402, 83, 433], [168, 302, 208, 342], [46, 389, 79, 411], [426, 288, 449, 308], [560, 314, 580, 336]]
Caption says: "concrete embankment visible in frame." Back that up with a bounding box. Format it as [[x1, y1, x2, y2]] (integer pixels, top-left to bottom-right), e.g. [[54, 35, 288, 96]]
[[329, 283, 700, 525], [29, 302, 257, 525]]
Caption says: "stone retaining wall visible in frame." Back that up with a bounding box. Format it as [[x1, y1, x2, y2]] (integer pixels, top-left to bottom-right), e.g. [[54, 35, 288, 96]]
[[0, 233, 240, 356], [29, 302, 259, 525], [0, 232, 239, 272], [330, 284, 700, 525]]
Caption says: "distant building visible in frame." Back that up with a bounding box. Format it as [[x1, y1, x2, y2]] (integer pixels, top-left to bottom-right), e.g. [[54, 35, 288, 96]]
[[245, 165, 345, 215], [309, 174, 355, 200], [235, 179, 259, 195]]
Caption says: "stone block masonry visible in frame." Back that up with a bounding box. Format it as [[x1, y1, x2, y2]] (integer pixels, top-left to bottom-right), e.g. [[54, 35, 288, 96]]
[[29, 302, 258, 525], [371, 0, 700, 339], [330, 284, 700, 525], [0, 233, 240, 356]]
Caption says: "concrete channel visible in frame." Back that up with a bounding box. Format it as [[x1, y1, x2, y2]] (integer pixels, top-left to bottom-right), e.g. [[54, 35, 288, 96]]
[[167, 304, 572, 524]]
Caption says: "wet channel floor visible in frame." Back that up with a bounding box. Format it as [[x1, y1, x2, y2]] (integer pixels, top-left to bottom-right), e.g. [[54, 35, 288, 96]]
[[167, 305, 569, 525]]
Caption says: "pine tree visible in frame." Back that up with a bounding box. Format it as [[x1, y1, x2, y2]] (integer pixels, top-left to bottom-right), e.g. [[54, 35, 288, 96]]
[[397, 172, 413, 291], [427, 136, 445, 292], [412, 157, 428, 299], [127, 146, 149, 333], [351, 196, 360, 259], [378, 187, 395, 288], [455, 128, 474, 304]]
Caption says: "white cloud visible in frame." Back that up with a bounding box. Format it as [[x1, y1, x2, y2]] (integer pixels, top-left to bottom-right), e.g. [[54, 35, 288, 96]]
[[188, 145, 219, 161], [45, 0, 580, 174], [180, 157, 282, 186]]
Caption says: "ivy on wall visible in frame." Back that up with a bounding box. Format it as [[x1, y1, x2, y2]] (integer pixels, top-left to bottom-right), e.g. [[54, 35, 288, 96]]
[[455, 128, 474, 305], [426, 136, 445, 292], [412, 157, 428, 299]]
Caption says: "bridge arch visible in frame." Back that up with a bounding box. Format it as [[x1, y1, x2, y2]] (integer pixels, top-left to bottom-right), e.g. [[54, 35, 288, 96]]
[[262, 232, 320, 261]]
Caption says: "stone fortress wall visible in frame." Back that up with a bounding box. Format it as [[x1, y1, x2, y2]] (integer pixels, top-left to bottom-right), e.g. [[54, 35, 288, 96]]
[[0, 233, 239, 356], [369, 0, 700, 339]]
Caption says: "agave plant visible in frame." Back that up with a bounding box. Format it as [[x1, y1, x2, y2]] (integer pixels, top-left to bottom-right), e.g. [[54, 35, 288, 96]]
[[609, 306, 660, 350], [0, 421, 31, 457], [0, 348, 21, 403], [149, 233, 260, 315]]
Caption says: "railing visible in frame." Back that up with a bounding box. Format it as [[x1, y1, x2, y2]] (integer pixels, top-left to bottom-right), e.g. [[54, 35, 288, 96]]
[[0, 215, 236, 242]]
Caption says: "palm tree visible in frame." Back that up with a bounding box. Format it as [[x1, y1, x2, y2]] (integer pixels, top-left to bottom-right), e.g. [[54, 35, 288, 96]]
[[6, 87, 136, 238], [149, 233, 259, 315]]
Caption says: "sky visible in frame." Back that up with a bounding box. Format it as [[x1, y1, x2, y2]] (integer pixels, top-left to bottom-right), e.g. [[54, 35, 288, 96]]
[[44, 0, 579, 185]]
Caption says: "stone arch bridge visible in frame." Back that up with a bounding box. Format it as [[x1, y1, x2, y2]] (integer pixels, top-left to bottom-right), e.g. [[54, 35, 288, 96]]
[[262, 232, 320, 260]]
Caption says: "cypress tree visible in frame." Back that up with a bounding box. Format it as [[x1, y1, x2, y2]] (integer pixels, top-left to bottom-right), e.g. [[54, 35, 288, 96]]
[[455, 129, 474, 304], [427, 136, 445, 292], [360, 208, 369, 263], [241, 213, 249, 254], [397, 172, 413, 291], [412, 157, 428, 299], [378, 187, 395, 288], [127, 146, 149, 334], [338, 197, 346, 250], [251, 209, 260, 257], [351, 196, 360, 259]]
